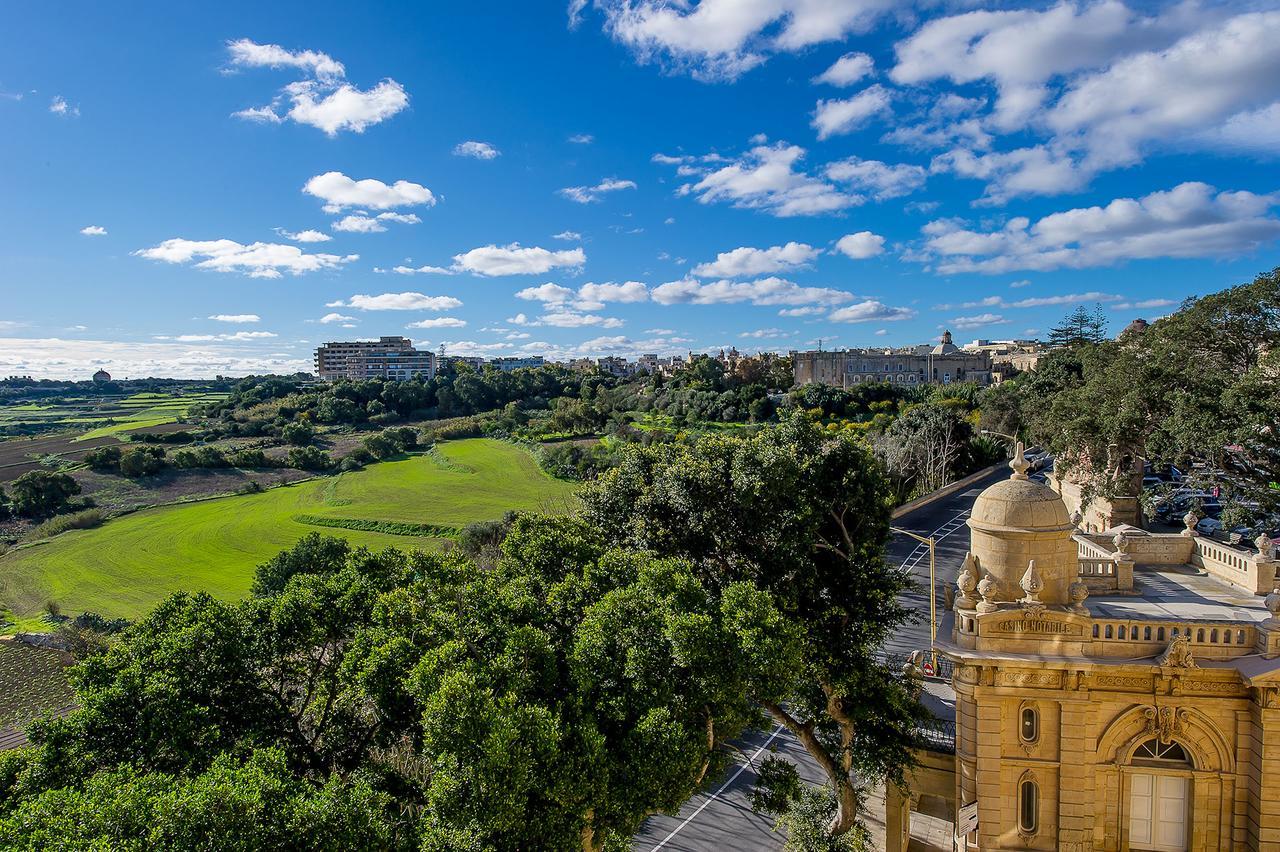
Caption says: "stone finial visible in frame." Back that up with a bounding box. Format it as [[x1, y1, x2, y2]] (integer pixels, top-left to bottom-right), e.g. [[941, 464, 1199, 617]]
[[976, 572, 999, 614], [1068, 578, 1090, 614], [1010, 440, 1030, 480], [1112, 531, 1131, 556], [1257, 533, 1276, 560], [1182, 510, 1200, 537], [1157, 635, 1197, 669], [1020, 560, 1046, 617], [1070, 510, 1083, 529], [956, 552, 979, 610]]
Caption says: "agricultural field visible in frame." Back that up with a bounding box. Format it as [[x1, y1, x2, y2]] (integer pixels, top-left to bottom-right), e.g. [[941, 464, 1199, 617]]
[[0, 439, 578, 623], [0, 641, 74, 732]]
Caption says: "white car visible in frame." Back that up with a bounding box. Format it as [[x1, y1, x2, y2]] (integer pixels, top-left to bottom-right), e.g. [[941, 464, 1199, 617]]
[[1195, 517, 1223, 537]]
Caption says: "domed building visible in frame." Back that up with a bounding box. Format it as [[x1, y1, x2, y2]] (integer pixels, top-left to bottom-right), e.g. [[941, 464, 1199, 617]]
[[91, 369, 111, 383], [890, 444, 1280, 851]]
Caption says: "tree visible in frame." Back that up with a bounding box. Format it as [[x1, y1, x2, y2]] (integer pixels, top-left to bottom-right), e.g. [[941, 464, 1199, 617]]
[[288, 446, 333, 471], [9, 470, 81, 518], [874, 403, 973, 499], [118, 447, 165, 478], [82, 445, 122, 472], [1048, 303, 1108, 348], [580, 414, 926, 839], [282, 421, 315, 446]]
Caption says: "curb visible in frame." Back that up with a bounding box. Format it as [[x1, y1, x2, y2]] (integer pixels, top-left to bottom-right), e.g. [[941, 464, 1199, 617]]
[[892, 463, 1004, 519]]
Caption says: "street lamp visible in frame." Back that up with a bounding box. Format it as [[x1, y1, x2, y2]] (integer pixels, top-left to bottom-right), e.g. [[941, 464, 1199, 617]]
[[891, 526, 938, 674]]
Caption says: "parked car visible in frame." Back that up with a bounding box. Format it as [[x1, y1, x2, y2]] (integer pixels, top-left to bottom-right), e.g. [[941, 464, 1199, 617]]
[[1195, 517, 1224, 537]]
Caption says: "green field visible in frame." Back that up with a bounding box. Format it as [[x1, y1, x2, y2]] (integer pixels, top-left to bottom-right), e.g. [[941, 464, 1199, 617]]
[[0, 391, 227, 439], [0, 439, 577, 622]]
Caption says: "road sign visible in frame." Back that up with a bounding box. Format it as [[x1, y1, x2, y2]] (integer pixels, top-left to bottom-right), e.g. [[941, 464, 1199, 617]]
[[922, 658, 935, 677], [957, 801, 978, 836]]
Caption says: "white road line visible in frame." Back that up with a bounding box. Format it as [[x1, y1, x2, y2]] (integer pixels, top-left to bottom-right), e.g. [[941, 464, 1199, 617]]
[[647, 725, 786, 851]]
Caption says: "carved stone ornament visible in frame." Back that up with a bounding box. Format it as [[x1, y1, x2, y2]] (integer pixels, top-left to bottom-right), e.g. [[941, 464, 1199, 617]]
[[1142, 705, 1187, 744], [1182, 510, 1200, 536], [1020, 560, 1046, 617], [956, 552, 979, 610], [1157, 635, 1197, 669], [1258, 533, 1277, 560], [1068, 578, 1090, 614], [976, 572, 999, 614], [1070, 510, 1083, 529], [1112, 531, 1131, 556], [1010, 440, 1030, 480], [1265, 587, 1280, 623]]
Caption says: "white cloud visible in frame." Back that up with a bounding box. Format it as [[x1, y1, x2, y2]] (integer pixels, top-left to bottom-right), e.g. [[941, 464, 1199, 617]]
[[49, 95, 78, 117], [227, 39, 407, 136], [948, 313, 1010, 330], [432, 340, 515, 356], [303, 171, 435, 212], [645, 328, 675, 335], [328, 292, 463, 311], [578, 281, 649, 304], [593, 0, 893, 81], [134, 238, 357, 279], [921, 181, 1280, 274], [330, 212, 421, 233], [812, 84, 892, 140], [568, 133, 594, 144], [833, 231, 886, 259], [79, 225, 107, 236], [392, 264, 454, 275], [453, 140, 500, 159], [517, 281, 648, 312], [824, 157, 926, 200], [671, 141, 860, 217], [319, 312, 355, 324], [516, 283, 576, 303], [1112, 298, 1177, 310], [538, 311, 625, 329], [407, 317, 468, 329], [828, 300, 916, 322], [692, 242, 819, 278], [553, 230, 583, 241], [558, 177, 637, 203], [452, 243, 586, 276], [652, 276, 851, 307], [155, 331, 278, 342], [0, 337, 310, 380], [931, 144, 1090, 205], [208, 314, 261, 324], [1010, 279, 1031, 288], [276, 228, 332, 243], [740, 328, 791, 339], [778, 306, 826, 317], [814, 52, 874, 87], [935, 291, 1121, 310]]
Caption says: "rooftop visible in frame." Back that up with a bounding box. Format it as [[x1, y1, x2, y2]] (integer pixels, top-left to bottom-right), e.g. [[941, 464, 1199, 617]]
[[1089, 563, 1270, 623]]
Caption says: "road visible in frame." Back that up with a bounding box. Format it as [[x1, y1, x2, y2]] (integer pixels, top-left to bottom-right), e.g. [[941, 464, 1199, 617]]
[[631, 467, 1006, 852]]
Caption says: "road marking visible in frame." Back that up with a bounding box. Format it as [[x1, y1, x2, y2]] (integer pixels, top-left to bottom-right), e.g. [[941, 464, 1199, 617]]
[[647, 724, 786, 851]]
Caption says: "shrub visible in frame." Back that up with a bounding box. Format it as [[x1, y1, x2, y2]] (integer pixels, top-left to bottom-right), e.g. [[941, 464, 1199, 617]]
[[170, 446, 229, 469], [227, 448, 271, 469], [281, 421, 314, 446], [82, 445, 123, 472], [362, 433, 400, 460], [10, 470, 81, 518], [288, 446, 332, 471], [23, 508, 106, 541], [119, 446, 166, 478], [338, 457, 364, 472]]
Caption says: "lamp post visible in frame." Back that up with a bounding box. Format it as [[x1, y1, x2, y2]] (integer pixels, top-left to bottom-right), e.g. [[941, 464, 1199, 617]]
[[892, 525, 938, 673]]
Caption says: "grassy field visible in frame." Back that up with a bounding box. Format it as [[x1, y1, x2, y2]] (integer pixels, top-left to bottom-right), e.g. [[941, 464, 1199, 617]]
[[0, 391, 227, 440], [0, 439, 577, 622]]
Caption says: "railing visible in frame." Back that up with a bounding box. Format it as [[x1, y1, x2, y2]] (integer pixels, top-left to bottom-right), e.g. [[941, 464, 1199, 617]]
[[1191, 538, 1275, 595], [916, 718, 956, 755], [882, 651, 954, 682], [1089, 619, 1257, 659], [1075, 534, 1113, 561]]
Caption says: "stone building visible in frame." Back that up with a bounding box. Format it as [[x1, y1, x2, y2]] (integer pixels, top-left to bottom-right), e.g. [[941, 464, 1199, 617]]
[[898, 449, 1280, 850], [792, 332, 994, 388], [314, 336, 436, 382]]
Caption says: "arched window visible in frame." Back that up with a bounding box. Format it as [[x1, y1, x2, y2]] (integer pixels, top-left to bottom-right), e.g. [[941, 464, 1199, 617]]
[[1020, 706, 1039, 743], [1018, 779, 1039, 834], [1132, 738, 1190, 766]]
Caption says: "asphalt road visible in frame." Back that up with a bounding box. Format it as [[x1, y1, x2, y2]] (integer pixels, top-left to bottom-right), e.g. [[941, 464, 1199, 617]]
[[631, 467, 1007, 852]]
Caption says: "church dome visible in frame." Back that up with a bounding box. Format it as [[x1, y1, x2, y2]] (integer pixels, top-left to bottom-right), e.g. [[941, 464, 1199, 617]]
[[970, 477, 1073, 534]]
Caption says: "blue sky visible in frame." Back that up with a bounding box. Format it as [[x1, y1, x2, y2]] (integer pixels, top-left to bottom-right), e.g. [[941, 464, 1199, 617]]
[[3, 1, 1279, 378]]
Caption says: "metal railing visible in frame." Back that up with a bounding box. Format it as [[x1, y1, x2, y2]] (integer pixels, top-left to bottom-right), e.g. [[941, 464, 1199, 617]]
[[916, 717, 957, 755]]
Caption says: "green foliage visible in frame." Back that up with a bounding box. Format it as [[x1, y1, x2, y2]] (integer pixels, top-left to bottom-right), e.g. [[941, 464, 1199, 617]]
[[772, 786, 872, 852], [227, 447, 271, 468], [82, 445, 122, 471], [1048, 303, 1108, 348], [169, 446, 228, 469], [294, 515, 457, 538], [118, 446, 165, 478], [289, 446, 333, 471], [10, 471, 81, 518], [281, 420, 315, 445], [22, 508, 105, 542]]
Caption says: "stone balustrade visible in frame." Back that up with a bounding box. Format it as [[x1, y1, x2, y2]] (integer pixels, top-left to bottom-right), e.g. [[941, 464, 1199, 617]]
[[1191, 537, 1278, 595], [1088, 618, 1258, 660]]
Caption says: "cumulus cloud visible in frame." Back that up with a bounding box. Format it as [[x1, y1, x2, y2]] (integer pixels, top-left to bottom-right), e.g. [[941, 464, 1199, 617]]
[[920, 181, 1280, 274], [303, 171, 435, 213], [407, 317, 468, 329], [824, 157, 926, 200], [558, 178, 637, 203], [652, 276, 851, 307], [154, 331, 278, 342], [276, 228, 332, 243], [134, 238, 357, 279], [692, 242, 819, 278], [328, 292, 463, 311], [453, 140, 500, 159], [814, 52, 874, 87], [740, 328, 792, 339], [451, 243, 586, 276], [318, 313, 356, 324], [934, 291, 1121, 310], [833, 231, 886, 259], [553, 230, 583, 241], [669, 141, 860, 217], [948, 312, 1010, 330], [516, 283, 576, 304], [828, 300, 916, 322], [516, 281, 649, 311], [538, 311, 625, 329], [0, 336, 310, 380], [592, 0, 893, 81], [49, 95, 78, 117], [208, 314, 260, 323], [331, 212, 422, 233], [227, 38, 408, 135], [391, 264, 454, 275], [812, 84, 892, 140], [80, 225, 107, 236], [1112, 298, 1177, 310]]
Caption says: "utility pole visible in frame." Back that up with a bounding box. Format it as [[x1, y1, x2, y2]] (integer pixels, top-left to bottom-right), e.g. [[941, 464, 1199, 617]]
[[891, 526, 938, 673]]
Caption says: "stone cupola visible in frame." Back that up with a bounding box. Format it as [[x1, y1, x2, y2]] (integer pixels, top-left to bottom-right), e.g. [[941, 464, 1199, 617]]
[[966, 442, 1077, 606]]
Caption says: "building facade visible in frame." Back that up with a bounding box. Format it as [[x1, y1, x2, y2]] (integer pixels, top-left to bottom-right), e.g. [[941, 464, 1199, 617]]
[[490, 356, 545, 372], [913, 450, 1280, 850], [314, 337, 436, 382], [793, 332, 994, 389]]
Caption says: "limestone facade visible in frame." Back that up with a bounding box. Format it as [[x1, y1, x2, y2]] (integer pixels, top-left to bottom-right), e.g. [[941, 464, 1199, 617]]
[[792, 332, 994, 389], [932, 447, 1280, 850]]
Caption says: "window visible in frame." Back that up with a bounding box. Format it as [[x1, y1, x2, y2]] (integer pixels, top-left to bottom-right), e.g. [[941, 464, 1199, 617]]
[[1020, 706, 1039, 743], [1018, 780, 1039, 834], [1133, 739, 1190, 765]]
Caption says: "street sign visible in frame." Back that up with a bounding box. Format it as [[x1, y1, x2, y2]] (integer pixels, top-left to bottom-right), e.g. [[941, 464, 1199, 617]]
[[922, 658, 935, 677], [957, 801, 979, 836]]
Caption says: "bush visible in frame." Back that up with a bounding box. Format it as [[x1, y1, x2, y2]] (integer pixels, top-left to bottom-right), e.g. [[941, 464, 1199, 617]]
[[362, 433, 399, 460], [338, 457, 364, 472], [281, 421, 314, 446], [287, 446, 332, 471], [82, 445, 122, 472], [227, 448, 271, 469], [119, 446, 166, 478], [10, 470, 81, 518], [170, 446, 229, 469], [23, 508, 106, 541]]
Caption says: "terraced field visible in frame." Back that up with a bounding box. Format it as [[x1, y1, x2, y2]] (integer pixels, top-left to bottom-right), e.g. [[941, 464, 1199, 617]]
[[0, 439, 578, 621], [0, 391, 226, 440]]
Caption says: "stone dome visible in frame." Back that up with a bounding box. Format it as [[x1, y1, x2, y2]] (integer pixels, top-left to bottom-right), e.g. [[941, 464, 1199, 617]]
[[969, 477, 1073, 534]]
